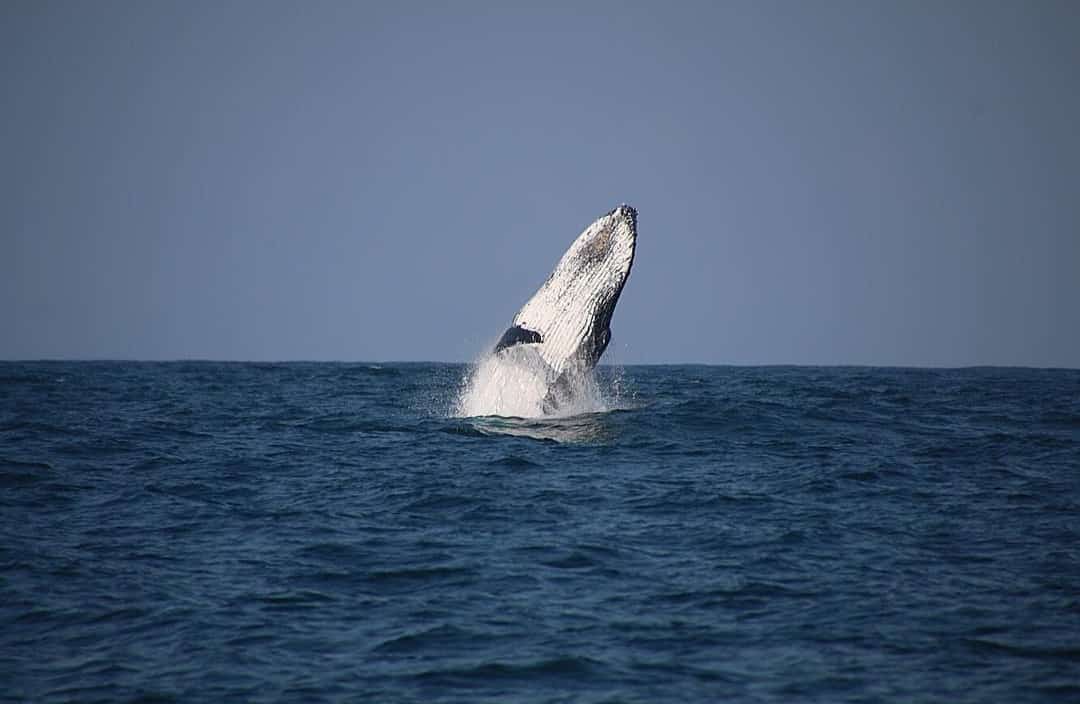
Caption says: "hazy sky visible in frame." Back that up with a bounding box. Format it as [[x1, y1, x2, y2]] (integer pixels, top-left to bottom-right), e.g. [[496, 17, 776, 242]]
[[3, 1, 1078, 366]]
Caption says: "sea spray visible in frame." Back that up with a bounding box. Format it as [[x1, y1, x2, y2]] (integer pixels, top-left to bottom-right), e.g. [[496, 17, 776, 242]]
[[455, 346, 609, 418]]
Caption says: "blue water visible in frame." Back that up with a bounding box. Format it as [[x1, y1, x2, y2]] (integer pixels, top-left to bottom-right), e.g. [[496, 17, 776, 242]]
[[2, 362, 1079, 702]]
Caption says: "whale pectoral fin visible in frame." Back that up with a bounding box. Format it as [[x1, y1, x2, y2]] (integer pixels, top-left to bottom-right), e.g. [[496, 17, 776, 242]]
[[494, 325, 543, 353]]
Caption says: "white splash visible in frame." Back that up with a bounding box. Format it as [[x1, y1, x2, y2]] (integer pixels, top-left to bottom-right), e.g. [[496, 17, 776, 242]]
[[455, 346, 608, 419]]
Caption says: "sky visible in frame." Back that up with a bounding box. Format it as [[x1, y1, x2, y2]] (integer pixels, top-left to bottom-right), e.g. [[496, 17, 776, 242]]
[[2, 1, 1078, 367]]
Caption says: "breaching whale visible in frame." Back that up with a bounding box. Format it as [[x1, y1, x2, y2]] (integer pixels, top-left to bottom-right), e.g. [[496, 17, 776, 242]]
[[493, 204, 637, 412]]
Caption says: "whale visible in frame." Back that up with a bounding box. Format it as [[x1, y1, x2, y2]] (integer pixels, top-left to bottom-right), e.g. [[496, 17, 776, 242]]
[[493, 204, 637, 411]]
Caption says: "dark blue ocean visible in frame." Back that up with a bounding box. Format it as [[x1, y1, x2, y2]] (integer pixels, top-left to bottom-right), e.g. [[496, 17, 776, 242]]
[[2, 362, 1079, 703]]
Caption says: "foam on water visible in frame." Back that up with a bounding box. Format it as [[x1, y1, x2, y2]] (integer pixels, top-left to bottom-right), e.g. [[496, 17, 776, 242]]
[[455, 347, 608, 418]]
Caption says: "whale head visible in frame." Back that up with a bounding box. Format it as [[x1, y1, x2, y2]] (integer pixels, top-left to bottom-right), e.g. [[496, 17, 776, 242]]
[[495, 205, 637, 379]]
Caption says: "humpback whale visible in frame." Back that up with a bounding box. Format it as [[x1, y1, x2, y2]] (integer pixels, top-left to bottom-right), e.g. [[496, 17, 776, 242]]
[[493, 204, 637, 412]]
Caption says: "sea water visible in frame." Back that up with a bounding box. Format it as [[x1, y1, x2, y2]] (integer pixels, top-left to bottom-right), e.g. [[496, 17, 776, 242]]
[[2, 361, 1078, 702]]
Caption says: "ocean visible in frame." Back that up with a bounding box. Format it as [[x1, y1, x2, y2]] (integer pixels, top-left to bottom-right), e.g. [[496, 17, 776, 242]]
[[2, 361, 1078, 702]]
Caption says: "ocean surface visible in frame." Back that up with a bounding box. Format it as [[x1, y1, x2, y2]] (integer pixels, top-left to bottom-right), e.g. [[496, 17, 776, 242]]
[[2, 361, 1079, 703]]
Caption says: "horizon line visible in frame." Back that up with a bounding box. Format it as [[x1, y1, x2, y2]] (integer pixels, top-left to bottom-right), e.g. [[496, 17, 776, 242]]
[[1, 358, 1076, 371]]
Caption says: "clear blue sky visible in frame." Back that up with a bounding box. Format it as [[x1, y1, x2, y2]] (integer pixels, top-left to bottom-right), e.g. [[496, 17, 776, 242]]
[[3, 1, 1078, 366]]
